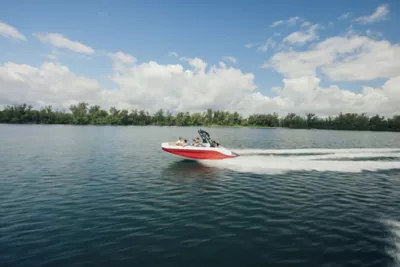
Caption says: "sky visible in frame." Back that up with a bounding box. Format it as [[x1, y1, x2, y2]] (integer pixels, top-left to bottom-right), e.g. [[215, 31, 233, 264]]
[[0, 0, 399, 117]]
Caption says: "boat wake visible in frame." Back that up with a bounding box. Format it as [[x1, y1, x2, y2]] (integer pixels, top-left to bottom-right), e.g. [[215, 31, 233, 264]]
[[200, 148, 400, 174], [384, 219, 400, 266]]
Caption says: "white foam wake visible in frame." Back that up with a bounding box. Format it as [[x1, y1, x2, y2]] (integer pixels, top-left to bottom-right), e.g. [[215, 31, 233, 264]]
[[385, 219, 400, 266], [234, 148, 400, 155], [200, 148, 400, 174], [299, 152, 400, 160]]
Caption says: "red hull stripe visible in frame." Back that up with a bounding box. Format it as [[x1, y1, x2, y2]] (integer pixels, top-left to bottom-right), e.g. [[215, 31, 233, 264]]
[[162, 147, 236, 160]]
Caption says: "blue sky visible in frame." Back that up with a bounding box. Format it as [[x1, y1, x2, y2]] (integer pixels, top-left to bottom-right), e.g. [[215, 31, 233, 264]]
[[1, 0, 399, 116]]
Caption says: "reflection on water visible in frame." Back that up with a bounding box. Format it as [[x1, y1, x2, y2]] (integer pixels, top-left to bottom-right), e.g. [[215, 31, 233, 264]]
[[162, 160, 220, 179]]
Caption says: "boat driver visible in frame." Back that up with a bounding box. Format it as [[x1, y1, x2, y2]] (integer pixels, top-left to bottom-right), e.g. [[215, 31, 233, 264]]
[[194, 136, 200, 146]]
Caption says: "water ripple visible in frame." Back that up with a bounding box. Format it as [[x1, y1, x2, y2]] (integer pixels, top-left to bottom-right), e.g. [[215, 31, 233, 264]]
[[1, 125, 400, 267]]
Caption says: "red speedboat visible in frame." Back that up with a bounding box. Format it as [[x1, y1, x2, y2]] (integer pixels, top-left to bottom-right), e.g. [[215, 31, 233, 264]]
[[161, 129, 239, 160]]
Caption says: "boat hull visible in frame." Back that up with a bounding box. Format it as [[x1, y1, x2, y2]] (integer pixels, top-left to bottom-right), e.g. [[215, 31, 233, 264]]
[[161, 142, 238, 160]]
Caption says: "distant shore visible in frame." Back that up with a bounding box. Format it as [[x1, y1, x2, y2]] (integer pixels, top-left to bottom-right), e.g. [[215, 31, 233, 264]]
[[1, 102, 399, 132], [1, 122, 399, 132]]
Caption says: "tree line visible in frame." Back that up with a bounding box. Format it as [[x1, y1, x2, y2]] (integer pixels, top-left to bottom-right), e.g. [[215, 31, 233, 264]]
[[0, 103, 399, 132]]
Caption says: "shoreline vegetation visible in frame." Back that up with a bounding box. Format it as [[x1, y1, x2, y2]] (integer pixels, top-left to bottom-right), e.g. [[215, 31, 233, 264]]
[[0, 103, 399, 132]]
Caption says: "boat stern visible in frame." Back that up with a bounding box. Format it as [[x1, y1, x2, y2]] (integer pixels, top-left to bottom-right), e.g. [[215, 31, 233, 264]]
[[231, 151, 240, 157]]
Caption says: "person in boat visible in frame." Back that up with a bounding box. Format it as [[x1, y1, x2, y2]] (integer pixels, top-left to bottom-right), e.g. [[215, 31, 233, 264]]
[[176, 137, 183, 146], [194, 136, 201, 146], [188, 138, 195, 146], [182, 139, 188, 146], [209, 140, 219, 147]]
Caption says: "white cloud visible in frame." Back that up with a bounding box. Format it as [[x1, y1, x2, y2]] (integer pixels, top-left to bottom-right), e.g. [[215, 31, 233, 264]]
[[34, 33, 95, 54], [344, 25, 358, 37], [179, 57, 207, 73], [0, 62, 103, 109], [0, 55, 264, 115], [354, 4, 389, 24], [322, 39, 400, 81], [246, 39, 277, 53], [283, 24, 320, 46], [287, 17, 301, 25], [0, 20, 26, 40], [245, 43, 256, 48], [301, 21, 312, 27], [254, 33, 400, 117], [365, 29, 383, 39], [284, 31, 313, 45], [223, 56, 237, 63], [45, 49, 60, 60], [270, 20, 284, 27], [271, 75, 400, 116], [109, 55, 258, 113], [338, 12, 352, 20], [265, 35, 400, 81], [168, 51, 179, 57], [47, 54, 58, 60], [270, 16, 301, 27], [109, 51, 136, 64], [258, 39, 277, 52]]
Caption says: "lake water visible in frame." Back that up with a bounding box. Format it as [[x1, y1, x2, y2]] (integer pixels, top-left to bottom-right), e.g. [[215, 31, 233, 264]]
[[1, 125, 400, 267]]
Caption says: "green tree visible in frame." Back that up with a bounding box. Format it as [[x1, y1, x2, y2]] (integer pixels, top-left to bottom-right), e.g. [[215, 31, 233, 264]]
[[1, 102, 400, 132], [70, 102, 89, 124]]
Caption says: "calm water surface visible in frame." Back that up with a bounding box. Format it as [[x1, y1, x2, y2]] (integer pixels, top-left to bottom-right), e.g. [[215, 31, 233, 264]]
[[1, 125, 400, 267]]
